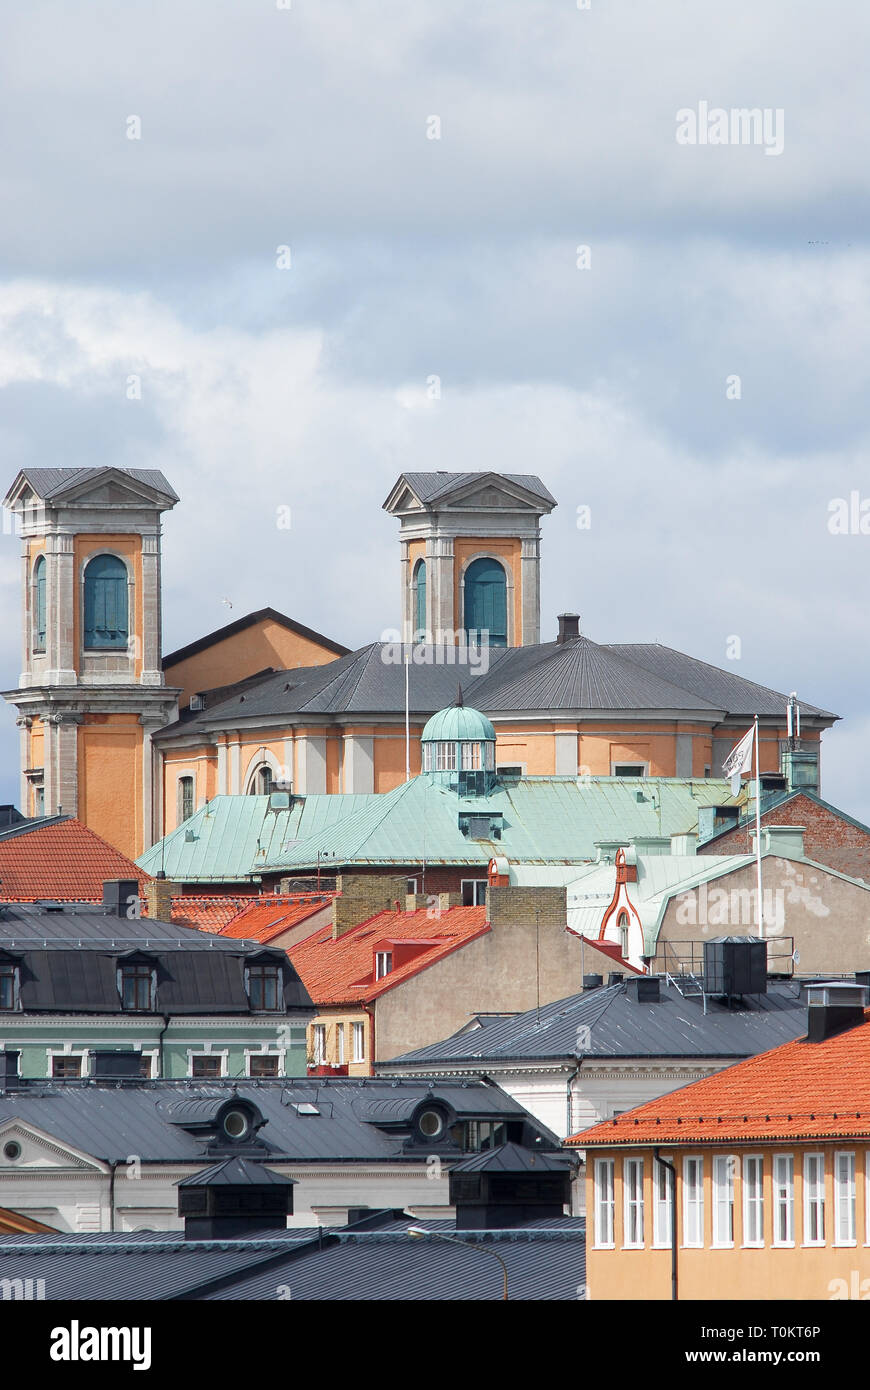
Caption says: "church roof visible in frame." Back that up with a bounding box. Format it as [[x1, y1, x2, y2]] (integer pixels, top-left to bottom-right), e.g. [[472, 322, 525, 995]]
[[153, 636, 836, 741]]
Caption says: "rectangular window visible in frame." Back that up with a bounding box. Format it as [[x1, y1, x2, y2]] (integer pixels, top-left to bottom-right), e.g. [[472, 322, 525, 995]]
[[351, 1021, 365, 1063], [742, 1155, 764, 1247], [406, 878, 418, 895], [139, 1054, 154, 1079], [594, 1158, 615, 1248], [434, 742, 456, 771], [247, 964, 282, 1011], [191, 1054, 223, 1079], [460, 741, 482, 770], [803, 1153, 825, 1245], [653, 1159, 673, 1248], [683, 1156, 704, 1247], [712, 1155, 735, 1247], [773, 1154, 795, 1246], [120, 964, 153, 1012], [623, 1158, 644, 1248], [375, 951, 393, 980], [461, 879, 487, 906], [52, 1055, 82, 1079], [249, 1054, 280, 1078], [834, 1151, 856, 1246], [179, 776, 194, 822], [312, 1025, 327, 1064], [336, 1023, 345, 1065], [0, 967, 16, 1011], [611, 763, 647, 777]]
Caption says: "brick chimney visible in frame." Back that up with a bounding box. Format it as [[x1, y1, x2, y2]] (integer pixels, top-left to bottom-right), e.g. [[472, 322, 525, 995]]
[[485, 885, 567, 929], [143, 878, 178, 921], [332, 873, 410, 939]]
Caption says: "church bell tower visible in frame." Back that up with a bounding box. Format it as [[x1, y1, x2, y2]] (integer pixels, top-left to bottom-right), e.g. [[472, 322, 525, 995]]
[[382, 471, 556, 646], [2, 467, 180, 858]]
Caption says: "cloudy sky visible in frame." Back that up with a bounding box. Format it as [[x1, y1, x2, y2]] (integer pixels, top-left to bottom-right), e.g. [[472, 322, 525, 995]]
[[0, 0, 868, 816]]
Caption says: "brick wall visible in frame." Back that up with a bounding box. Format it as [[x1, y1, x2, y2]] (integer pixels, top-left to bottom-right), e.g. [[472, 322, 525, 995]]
[[332, 873, 409, 938], [486, 885, 567, 928], [699, 794, 870, 881]]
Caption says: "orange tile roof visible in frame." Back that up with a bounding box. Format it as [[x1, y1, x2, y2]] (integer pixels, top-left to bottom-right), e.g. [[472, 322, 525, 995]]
[[567, 1010, 870, 1147], [289, 905, 489, 1006], [170, 895, 258, 932], [0, 818, 150, 902], [218, 894, 334, 943]]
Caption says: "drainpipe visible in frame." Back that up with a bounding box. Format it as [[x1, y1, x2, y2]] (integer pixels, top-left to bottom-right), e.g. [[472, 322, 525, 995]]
[[362, 1004, 376, 1075], [565, 1060, 582, 1142], [654, 1148, 677, 1301], [157, 1013, 171, 1079], [107, 1159, 121, 1234]]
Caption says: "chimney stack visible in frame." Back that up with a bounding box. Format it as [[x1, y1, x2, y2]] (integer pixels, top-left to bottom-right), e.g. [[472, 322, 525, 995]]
[[804, 982, 868, 1043], [557, 613, 581, 644]]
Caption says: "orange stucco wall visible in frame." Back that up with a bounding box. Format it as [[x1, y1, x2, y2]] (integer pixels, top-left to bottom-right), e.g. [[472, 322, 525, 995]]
[[164, 618, 342, 707], [77, 714, 142, 860], [306, 1008, 373, 1076], [584, 1142, 870, 1301]]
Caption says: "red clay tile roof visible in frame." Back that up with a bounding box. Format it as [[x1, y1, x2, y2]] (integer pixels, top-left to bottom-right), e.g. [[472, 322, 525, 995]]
[[218, 895, 334, 943], [170, 896, 258, 932], [567, 1011, 870, 1147], [289, 905, 489, 1005], [0, 818, 150, 902]]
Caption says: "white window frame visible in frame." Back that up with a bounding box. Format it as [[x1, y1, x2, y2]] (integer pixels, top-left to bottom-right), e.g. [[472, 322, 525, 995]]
[[461, 879, 487, 906], [653, 1158, 673, 1248], [866, 1151, 870, 1247], [311, 1025, 327, 1065], [351, 1021, 365, 1063], [610, 761, 649, 778], [834, 1151, 856, 1247], [593, 1157, 615, 1248], [803, 1152, 825, 1246], [48, 1047, 88, 1079], [375, 951, 393, 980], [187, 1049, 227, 1079], [712, 1155, 735, 1248], [742, 1155, 764, 1248], [682, 1156, 704, 1248], [244, 1048, 283, 1079], [623, 1157, 644, 1249], [772, 1153, 795, 1247], [336, 1023, 345, 1065]]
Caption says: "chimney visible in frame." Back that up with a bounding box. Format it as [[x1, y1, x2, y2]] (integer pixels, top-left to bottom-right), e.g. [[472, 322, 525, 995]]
[[626, 976, 661, 1003], [557, 613, 581, 644], [753, 825, 806, 859], [670, 832, 698, 856], [177, 1157, 295, 1240], [143, 878, 178, 921], [332, 873, 410, 938], [448, 1143, 575, 1229], [485, 885, 566, 929], [102, 880, 141, 918], [582, 973, 603, 991], [804, 982, 868, 1043]]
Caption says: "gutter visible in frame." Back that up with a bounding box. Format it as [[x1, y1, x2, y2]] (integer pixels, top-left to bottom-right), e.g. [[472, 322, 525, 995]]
[[653, 1148, 677, 1301]]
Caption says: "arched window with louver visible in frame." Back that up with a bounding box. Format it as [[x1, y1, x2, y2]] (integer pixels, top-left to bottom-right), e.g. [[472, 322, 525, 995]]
[[413, 559, 426, 640], [83, 554, 129, 648], [463, 557, 507, 647], [33, 556, 46, 651]]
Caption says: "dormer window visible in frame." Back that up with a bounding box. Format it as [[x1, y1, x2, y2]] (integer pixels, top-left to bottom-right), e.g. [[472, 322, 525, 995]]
[[0, 963, 19, 1011], [375, 951, 393, 980], [120, 961, 154, 1011], [617, 911, 630, 955], [247, 962, 282, 1011]]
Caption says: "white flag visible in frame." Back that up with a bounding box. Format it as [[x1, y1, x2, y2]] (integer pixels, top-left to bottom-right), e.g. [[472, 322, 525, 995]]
[[722, 726, 754, 796]]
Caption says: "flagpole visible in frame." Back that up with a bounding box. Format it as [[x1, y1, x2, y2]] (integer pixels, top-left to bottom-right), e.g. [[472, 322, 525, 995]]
[[405, 651, 411, 782], [754, 715, 763, 937]]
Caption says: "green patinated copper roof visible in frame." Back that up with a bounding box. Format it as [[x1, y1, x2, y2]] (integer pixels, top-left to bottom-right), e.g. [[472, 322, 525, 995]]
[[421, 704, 496, 743], [138, 778, 736, 881]]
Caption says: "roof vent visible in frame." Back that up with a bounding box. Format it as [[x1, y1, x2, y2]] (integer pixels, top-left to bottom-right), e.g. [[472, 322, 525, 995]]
[[804, 982, 868, 1043], [448, 1143, 575, 1229], [89, 1050, 143, 1083], [557, 613, 581, 644], [703, 937, 767, 997], [607, 972, 624, 987], [102, 880, 140, 918], [177, 1156, 295, 1240], [582, 974, 603, 991], [626, 976, 661, 1004]]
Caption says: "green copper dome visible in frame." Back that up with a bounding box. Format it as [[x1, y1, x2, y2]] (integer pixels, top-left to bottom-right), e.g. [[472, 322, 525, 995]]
[[421, 704, 496, 743]]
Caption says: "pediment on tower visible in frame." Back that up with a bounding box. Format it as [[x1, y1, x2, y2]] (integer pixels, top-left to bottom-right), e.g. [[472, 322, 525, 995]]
[[3, 467, 178, 514]]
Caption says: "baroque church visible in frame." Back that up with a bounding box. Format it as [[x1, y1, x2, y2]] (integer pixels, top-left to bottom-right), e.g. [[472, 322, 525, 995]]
[[2, 467, 834, 859]]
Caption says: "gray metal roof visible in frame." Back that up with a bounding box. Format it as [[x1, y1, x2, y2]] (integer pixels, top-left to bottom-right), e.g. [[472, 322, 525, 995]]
[[11, 467, 178, 503], [0, 1078, 560, 1164], [390, 471, 557, 508], [0, 903, 313, 1015], [154, 635, 837, 738], [0, 1215, 586, 1300], [382, 980, 809, 1066], [605, 643, 836, 720]]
